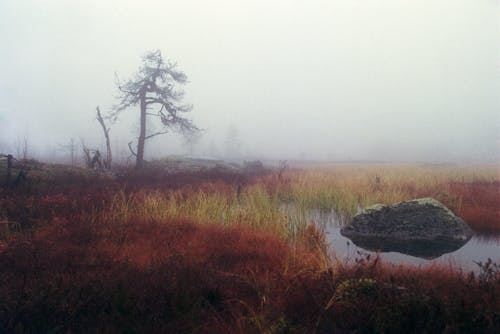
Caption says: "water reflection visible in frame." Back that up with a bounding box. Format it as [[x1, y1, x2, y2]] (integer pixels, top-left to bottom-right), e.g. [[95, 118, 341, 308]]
[[340, 235, 470, 259], [290, 207, 500, 272]]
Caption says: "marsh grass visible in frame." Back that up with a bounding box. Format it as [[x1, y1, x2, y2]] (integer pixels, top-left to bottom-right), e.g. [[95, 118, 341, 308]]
[[0, 163, 499, 333], [100, 187, 298, 241], [82, 163, 500, 252], [266, 163, 499, 231]]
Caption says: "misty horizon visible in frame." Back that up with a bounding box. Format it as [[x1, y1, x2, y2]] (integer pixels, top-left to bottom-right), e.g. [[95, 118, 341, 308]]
[[1, 0, 499, 164]]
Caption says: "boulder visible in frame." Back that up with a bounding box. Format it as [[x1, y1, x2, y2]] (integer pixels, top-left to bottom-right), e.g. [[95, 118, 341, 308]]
[[340, 198, 473, 259]]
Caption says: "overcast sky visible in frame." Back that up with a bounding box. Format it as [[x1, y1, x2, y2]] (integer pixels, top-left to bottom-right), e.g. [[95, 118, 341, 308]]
[[0, 0, 498, 162]]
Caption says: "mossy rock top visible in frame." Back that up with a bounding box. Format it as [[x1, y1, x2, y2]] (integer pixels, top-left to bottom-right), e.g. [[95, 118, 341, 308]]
[[341, 197, 472, 246]]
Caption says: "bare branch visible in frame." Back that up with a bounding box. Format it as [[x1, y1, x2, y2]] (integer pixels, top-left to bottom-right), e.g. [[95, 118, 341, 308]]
[[145, 131, 169, 140], [128, 141, 137, 157]]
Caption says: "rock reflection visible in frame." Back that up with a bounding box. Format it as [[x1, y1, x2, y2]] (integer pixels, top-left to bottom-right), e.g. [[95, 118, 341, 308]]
[[343, 235, 471, 259]]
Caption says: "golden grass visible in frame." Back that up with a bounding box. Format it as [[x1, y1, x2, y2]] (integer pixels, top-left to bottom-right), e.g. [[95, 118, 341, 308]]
[[101, 187, 292, 239], [94, 163, 499, 248], [274, 163, 499, 218]]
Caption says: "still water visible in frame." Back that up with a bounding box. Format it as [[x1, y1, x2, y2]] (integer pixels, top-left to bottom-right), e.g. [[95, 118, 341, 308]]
[[303, 209, 500, 273]]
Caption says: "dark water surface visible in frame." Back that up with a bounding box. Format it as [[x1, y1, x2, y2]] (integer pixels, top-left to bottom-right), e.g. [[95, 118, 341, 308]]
[[305, 209, 500, 273]]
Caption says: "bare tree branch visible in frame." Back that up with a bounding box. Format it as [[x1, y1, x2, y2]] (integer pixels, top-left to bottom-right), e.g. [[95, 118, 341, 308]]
[[128, 141, 137, 157], [145, 131, 169, 140]]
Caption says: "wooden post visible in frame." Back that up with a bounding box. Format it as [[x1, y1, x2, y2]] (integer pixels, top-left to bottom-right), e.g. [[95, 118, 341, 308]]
[[6, 154, 13, 184]]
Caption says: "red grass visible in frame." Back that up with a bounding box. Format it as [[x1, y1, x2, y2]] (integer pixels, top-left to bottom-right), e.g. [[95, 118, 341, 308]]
[[447, 181, 500, 232], [0, 215, 498, 333], [414, 181, 500, 232], [0, 168, 499, 332], [0, 217, 297, 333]]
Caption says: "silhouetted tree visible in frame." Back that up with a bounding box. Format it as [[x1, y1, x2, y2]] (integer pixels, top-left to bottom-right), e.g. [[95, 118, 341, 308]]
[[113, 50, 198, 169], [224, 124, 242, 158], [208, 139, 220, 159], [91, 150, 103, 170], [81, 140, 93, 168], [14, 136, 29, 160], [58, 138, 76, 166], [96, 106, 112, 168], [182, 129, 203, 156]]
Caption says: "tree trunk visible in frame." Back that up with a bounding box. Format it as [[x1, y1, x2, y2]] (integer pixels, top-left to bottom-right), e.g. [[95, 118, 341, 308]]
[[136, 90, 146, 169], [96, 107, 112, 168]]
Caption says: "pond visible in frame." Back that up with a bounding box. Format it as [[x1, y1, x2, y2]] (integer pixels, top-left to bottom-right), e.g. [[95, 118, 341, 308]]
[[298, 208, 500, 273]]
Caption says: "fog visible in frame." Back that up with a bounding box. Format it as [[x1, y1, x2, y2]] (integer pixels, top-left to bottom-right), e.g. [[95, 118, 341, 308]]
[[1, 0, 499, 163]]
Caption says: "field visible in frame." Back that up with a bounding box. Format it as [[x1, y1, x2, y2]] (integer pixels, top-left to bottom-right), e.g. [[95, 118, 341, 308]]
[[0, 161, 499, 333]]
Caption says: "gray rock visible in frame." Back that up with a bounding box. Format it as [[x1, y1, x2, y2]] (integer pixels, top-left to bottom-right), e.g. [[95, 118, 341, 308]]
[[340, 198, 473, 259]]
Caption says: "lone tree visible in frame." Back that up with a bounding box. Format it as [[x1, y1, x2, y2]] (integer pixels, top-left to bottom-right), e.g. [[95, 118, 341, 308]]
[[113, 50, 198, 169]]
